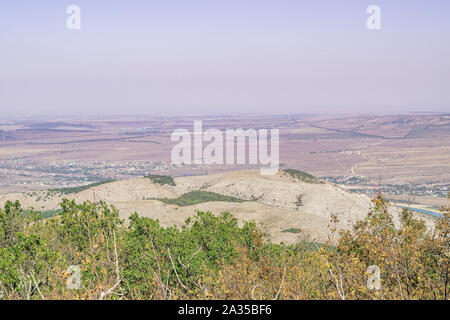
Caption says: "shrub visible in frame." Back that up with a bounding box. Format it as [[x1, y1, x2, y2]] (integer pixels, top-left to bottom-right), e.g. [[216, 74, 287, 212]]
[[0, 195, 447, 300], [284, 169, 324, 184], [145, 175, 176, 186], [49, 180, 116, 195], [157, 191, 246, 207]]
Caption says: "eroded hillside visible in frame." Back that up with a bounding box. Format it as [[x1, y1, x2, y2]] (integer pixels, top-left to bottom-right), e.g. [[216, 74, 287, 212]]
[[0, 170, 436, 243]]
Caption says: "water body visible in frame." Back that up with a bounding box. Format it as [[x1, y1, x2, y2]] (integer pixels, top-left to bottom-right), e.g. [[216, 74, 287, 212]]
[[398, 206, 443, 218]]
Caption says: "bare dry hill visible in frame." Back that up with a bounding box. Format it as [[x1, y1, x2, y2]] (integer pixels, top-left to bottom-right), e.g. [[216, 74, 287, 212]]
[[0, 170, 436, 244]]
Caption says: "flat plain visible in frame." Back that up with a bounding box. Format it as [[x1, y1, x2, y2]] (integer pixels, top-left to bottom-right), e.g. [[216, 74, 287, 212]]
[[0, 113, 449, 209]]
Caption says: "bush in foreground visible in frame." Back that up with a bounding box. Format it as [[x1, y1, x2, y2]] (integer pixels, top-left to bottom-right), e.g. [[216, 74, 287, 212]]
[[0, 195, 448, 300]]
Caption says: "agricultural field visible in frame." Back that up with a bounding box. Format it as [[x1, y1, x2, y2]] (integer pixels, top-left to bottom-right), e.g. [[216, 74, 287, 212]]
[[1, 114, 449, 210]]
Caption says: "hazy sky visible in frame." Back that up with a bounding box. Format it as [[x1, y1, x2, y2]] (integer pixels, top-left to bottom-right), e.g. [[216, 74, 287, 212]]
[[1, 0, 449, 117]]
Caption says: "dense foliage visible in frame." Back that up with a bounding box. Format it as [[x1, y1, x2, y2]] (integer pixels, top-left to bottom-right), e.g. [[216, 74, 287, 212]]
[[49, 180, 116, 195], [283, 169, 324, 184], [0, 195, 448, 300], [145, 175, 176, 186], [157, 191, 246, 207]]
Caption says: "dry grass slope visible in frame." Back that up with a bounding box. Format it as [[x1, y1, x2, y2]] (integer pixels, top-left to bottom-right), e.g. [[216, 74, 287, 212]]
[[0, 170, 437, 244]]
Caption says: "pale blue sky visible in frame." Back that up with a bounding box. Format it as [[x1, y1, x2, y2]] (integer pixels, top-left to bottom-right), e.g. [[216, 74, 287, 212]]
[[1, 1, 449, 117]]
